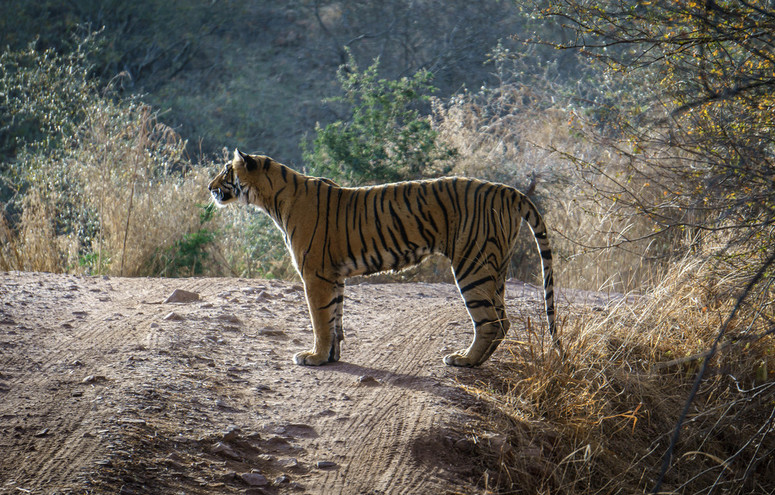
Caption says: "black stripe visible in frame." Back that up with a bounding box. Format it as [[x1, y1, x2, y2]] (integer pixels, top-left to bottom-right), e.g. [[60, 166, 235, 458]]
[[388, 202, 415, 249], [459, 275, 493, 294], [319, 294, 344, 310], [464, 299, 492, 309]]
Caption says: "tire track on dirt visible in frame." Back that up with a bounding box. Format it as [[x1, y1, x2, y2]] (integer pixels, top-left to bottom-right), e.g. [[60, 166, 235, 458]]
[[293, 291, 479, 494], [0, 275, 217, 492], [0, 275, 160, 492], [1, 274, 502, 494]]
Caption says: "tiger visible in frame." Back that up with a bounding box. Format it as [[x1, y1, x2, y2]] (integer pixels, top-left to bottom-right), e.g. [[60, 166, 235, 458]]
[[208, 149, 559, 367]]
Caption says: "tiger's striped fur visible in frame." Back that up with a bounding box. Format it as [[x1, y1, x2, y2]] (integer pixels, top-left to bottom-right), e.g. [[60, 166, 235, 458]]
[[209, 149, 559, 366]]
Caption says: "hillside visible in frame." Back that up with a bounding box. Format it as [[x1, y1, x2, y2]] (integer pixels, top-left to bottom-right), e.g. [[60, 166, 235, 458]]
[[0, 0, 559, 165]]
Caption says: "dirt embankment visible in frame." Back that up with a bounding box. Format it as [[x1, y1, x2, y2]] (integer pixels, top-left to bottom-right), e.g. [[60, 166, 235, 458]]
[[0, 272, 552, 494]]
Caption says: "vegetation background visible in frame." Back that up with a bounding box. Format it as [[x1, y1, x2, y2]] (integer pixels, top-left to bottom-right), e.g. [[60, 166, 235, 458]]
[[0, 1, 773, 493]]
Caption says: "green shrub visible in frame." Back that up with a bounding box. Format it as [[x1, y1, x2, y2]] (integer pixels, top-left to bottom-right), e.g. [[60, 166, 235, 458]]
[[303, 50, 457, 185]]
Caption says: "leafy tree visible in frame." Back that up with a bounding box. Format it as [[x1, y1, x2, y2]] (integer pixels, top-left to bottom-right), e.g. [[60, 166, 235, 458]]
[[304, 50, 456, 185], [531, 2, 775, 493], [536, 0, 775, 253]]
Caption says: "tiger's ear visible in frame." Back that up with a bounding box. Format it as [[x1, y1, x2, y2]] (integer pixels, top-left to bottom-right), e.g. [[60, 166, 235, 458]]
[[234, 148, 257, 172]]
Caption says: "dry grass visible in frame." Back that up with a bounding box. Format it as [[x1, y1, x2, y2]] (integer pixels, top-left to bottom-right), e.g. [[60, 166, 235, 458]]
[[465, 258, 774, 494], [0, 102, 215, 276], [432, 84, 666, 293]]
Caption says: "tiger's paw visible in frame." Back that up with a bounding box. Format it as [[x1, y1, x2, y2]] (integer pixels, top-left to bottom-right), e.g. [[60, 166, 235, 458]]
[[443, 352, 478, 367], [293, 350, 329, 366]]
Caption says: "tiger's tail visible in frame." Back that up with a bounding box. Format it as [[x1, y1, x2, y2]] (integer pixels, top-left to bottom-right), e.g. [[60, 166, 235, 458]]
[[519, 195, 560, 356]]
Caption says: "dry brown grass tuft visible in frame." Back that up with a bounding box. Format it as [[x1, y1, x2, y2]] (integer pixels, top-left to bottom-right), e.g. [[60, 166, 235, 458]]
[[432, 84, 666, 293], [468, 259, 774, 494], [1, 102, 216, 276]]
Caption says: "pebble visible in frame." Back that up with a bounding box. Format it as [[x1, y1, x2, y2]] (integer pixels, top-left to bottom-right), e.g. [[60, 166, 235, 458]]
[[240, 472, 268, 486], [163, 289, 200, 303], [222, 425, 241, 442], [117, 418, 147, 426], [273, 474, 290, 485], [211, 441, 241, 460], [357, 375, 380, 386], [276, 457, 298, 468]]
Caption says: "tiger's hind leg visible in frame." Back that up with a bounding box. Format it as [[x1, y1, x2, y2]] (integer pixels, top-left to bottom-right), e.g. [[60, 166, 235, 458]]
[[445, 273, 510, 367], [294, 277, 344, 366]]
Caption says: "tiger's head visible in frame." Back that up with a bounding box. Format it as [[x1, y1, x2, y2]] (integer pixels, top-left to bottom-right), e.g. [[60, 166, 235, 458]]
[[208, 149, 263, 207]]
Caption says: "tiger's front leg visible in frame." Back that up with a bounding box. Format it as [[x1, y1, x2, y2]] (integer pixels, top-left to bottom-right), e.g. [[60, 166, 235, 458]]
[[293, 277, 344, 366]]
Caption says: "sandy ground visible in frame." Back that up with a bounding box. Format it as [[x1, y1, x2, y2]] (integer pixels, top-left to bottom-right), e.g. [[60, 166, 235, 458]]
[[0, 272, 561, 494]]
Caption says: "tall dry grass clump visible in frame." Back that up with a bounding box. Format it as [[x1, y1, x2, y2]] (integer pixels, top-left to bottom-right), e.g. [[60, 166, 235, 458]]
[[73, 102, 213, 276], [467, 257, 773, 494], [0, 190, 61, 272], [432, 83, 665, 292], [0, 38, 219, 277], [0, 100, 215, 276]]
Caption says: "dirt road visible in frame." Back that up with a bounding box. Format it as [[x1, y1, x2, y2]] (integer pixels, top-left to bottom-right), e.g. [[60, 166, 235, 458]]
[[0, 272, 548, 494]]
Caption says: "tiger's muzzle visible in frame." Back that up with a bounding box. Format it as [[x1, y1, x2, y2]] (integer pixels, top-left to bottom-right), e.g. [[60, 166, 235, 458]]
[[208, 185, 228, 204]]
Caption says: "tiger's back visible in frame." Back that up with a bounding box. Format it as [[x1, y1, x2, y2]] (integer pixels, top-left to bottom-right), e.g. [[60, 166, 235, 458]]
[[209, 150, 558, 367]]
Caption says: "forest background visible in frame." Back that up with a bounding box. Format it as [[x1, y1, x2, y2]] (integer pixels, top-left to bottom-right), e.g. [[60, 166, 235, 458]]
[[0, 1, 773, 493]]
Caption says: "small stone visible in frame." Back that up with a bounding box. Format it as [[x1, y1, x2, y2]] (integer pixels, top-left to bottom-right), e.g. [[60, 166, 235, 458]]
[[222, 425, 241, 442], [258, 326, 285, 337], [164, 289, 200, 304], [276, 457, 298, 468], [486, 433, 512, 454], [163, 312, 184, 321], [273, 474, 290, 485], [357, 375, 380, 386], [211, 442, 241, 460], [34, 428, 49, 437], [240, 287, 265, 295], [240, 472, 269, 486], [118, 418, 147, 426]]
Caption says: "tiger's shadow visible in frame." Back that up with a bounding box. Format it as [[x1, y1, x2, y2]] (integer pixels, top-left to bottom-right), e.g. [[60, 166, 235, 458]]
[[320, 361, 475, 401]]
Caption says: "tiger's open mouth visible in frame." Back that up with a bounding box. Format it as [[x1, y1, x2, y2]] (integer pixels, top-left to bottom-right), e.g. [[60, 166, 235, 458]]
[[209, 187, 229, 204]]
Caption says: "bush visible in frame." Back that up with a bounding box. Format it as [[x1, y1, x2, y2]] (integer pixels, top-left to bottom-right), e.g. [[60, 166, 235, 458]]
[[468, 259, 774, 494], [303, 50, 457, 185], [0, 36, 216, 276]]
